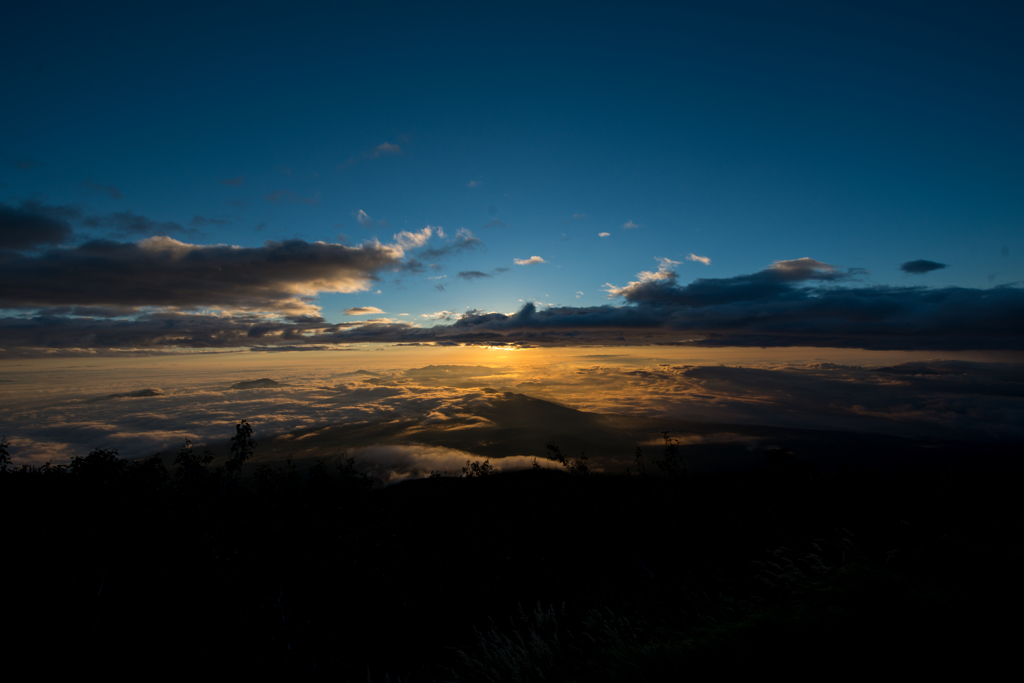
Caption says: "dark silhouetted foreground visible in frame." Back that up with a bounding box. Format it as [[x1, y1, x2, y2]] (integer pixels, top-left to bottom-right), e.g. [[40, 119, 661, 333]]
[[2, 430, 1020, 680]]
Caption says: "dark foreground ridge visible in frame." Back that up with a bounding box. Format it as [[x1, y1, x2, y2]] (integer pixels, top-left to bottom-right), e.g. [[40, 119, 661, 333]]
[[2, 431, 1021, 680]]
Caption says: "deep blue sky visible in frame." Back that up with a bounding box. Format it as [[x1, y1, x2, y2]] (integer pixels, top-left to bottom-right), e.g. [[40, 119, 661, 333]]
[[1, 1, 1021, 339]]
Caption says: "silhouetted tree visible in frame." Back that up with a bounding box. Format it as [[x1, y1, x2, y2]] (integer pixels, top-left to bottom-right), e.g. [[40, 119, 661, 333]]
[[0, 436, 9, 473], [226, 420, 257, 475], [173, 438, 214, 483], [654, 431, 685, 477]]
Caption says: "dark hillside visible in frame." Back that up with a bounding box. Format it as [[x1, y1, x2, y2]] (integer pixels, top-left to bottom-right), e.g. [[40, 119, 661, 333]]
[[3, 439, 1021, 680]]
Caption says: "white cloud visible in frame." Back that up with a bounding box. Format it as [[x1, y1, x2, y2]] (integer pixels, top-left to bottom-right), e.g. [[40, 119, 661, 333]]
[[623, 220, 640, 230], [575, 291, 584, 299], [421, 311, 458, 321], [514, 256, 546, 266], [374, 142, 401, 155], [344, 306, 385, 315], [604, 257, 679, 298], [598, 232, 610, 237], [354, 210, 373, 227], [393, 226, 433, 250], [687, 253, 711, 265]]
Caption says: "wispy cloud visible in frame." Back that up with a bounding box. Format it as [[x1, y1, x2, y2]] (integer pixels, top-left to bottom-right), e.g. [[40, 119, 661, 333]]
[[189, 215, 231, 228], [900, 259, 947, 274], [376, 142, 401, 155], [354, 210, 373, 227], [82, 181, 123, 199], [481, 219, 506, 229], [467, 180, 482, 188], [393, 226, 433, 250], [220, 176, 245, 187], [344, 306, 385, 315], [687, 253, 711, 265], [457, 270, 491, 280], [573, 214, 588, 220], [265, 190, 320, 205], [599, 232, 610, 237], [622, 220, 640, 230], [514, 256, 546, 266]]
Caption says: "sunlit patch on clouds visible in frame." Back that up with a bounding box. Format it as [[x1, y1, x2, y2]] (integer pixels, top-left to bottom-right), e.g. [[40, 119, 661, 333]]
[[687, 253, 711, 265], [2, 352, 1021, 478], [514, 256, 545, 265]]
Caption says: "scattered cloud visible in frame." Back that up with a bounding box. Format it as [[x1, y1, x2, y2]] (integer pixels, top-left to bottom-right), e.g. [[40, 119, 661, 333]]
[[418, 228, 482, 260], [573, 214, 588, 220], [9, 157, 42, 170], [226, 199, 249, 209], [687, 253, 711, 265], [575, 292, 584, 298], [354, 210, 373, 227], [0, 236, 403, 319], [345, 306, 385, 315], [467, 180, 482, 188], [623, 220, 640, 229], [900, 259, 947, 274], [82, 210, 193, 238], [265, 190, 320, 205], [599, 232, 610, 237], [0, 200, 77, 249], [393, 226, 433, 250], [189, 215, 230, 228], [220, 176, 245, 187], [458, 271, 491, 280], [82, 181, 123, 199], [367, 142, 401, 158], [514, 256, 546, 265], [481, 219, 506, 229]]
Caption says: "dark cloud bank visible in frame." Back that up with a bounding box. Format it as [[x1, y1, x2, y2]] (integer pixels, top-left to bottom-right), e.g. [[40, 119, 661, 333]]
[[1, 225, 1022, 355]]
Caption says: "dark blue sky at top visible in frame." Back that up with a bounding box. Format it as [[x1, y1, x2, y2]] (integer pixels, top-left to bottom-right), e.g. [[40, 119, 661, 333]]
[[2, 1, 1021, 323]]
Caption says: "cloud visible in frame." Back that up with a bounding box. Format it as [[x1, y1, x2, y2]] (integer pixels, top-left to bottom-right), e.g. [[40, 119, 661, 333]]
[[599, 232, 610, 237], [81, 210, 192, 238], [9, 157, 42, 170], [514, 256, 546, 265], [481, 219, 506, 229], [344, 306, 385, 315], [189, 215, 231, 228], [623, 220, 640, 229], [220, 176, 245, 187], [265, 190, 320, 205], [575, 292, 584, 298], [392, 226, 433, 250], [467, 180, 482, 188], [573, 214, 588, 220], [458, 271, 491, 280], [418, 228, 482, 260], [900, 259, 948, 274], [2, 249, 1020, 355], [687, 253, 711, 265], [0, 200, 77, 250], [0, 236, 403, 318], [82, 181, 123, 199], [354, 210, 373, 227]]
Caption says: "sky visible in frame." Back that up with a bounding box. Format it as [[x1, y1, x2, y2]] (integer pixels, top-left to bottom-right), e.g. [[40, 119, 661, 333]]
[[1, 2, 1022, 468]]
